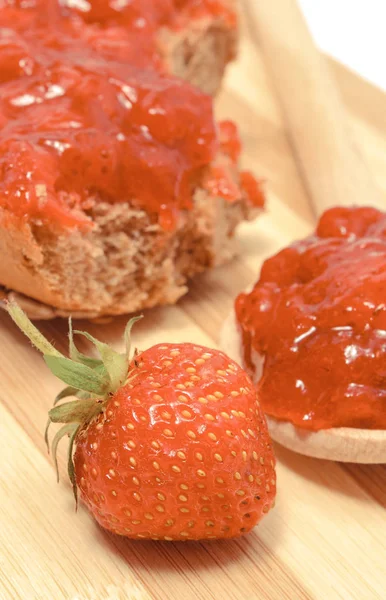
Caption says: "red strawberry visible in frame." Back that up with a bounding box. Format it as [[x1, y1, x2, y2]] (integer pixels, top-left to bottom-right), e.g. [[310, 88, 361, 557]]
[[8, 303, 276, 541]]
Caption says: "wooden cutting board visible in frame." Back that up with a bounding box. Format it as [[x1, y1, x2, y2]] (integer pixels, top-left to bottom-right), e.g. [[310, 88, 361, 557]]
[[1, 15, 385, 600]]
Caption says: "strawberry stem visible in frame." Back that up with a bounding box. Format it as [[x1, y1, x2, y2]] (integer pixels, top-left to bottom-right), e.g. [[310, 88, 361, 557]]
[[7, 300, 63, 358]]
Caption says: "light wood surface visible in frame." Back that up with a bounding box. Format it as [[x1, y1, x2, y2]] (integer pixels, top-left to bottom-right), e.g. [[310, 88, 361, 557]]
[[245, 0, 385, 216], [1, 10, 386, 600]]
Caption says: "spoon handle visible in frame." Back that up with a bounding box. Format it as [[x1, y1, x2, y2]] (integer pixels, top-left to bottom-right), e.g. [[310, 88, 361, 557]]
[[244, 0, 385, 216]]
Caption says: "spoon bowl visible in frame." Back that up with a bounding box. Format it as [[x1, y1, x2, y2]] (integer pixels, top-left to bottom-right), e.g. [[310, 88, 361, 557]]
[[220, 311, 386, 464]]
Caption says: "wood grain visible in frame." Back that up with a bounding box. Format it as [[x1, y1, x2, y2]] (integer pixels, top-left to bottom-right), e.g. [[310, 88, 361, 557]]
[[1, 9, 386, 600]]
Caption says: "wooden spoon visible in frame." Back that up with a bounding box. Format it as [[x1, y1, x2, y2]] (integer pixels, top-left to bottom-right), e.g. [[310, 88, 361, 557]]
[[221, 311, 386, 464], [219, 0, 386, 462], [244, 0, 385, 215]]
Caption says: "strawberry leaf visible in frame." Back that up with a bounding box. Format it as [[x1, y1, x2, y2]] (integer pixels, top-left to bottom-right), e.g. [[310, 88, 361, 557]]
[[44, 419, 51, 453], [45, 386, 78, 451], [51, 423, 79, 483], [44, 355, 110, 395], [44, 387, 98, 451], [74, 330, 128, 392], [68, 318, 103, 369], [124, 316, 143, 360], [49, 398, 100, 424], [56, 386, 79, 403], [68, 424, 80, 506]]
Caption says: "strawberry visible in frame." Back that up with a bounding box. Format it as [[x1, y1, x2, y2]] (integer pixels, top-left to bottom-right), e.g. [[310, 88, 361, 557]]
[[7, 302, 276, 541]]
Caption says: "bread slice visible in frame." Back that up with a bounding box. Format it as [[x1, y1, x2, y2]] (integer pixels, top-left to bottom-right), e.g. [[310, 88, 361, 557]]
[[220, 310, 386, 463], [0, 157, 259, 319]]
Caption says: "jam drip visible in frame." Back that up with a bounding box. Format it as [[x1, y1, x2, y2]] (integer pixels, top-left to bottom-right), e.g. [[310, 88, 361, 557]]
[[0, 0, 239, 229], [236, 207, 386, 431]]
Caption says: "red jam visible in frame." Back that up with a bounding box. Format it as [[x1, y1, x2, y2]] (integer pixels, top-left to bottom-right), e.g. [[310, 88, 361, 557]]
[[203, 121, 266, 206], [239, 171, 265, 209], [236, 207, 386, 431], [0, 0, 240, 230]]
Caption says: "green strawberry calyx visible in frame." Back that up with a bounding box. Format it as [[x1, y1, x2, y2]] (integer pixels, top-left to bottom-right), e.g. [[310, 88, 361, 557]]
[[7, 301, 142, 503]]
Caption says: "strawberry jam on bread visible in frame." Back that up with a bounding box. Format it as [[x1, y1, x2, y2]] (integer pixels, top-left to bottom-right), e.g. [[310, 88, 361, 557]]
[[0, 0, 264, 318]]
